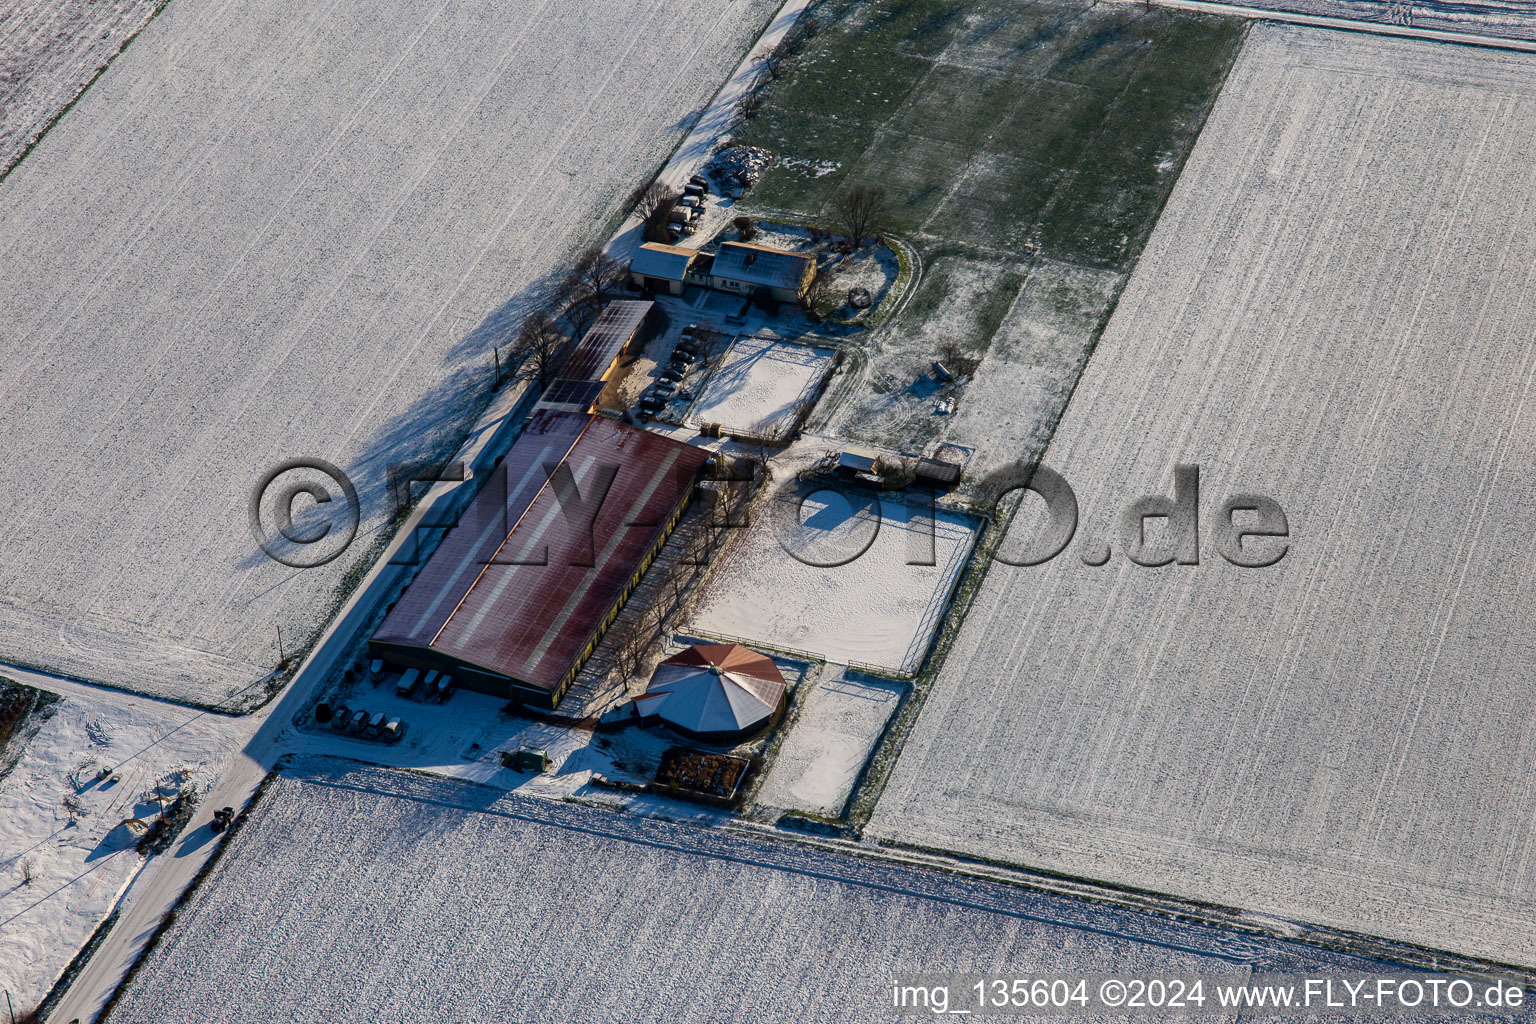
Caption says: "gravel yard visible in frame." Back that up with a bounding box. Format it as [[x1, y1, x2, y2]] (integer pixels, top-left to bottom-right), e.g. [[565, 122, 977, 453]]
[[871, 24, 1536, 967], [100, 762, 1450, 1024], [0, 0, 776, 707]]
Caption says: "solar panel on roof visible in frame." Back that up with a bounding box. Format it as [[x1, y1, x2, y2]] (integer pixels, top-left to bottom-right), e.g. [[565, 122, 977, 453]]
[[543, 379, 606, 408], [562, 300, 652, 382]]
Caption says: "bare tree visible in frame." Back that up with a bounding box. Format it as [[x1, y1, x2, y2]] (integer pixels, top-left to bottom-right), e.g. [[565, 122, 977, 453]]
[[642, 194, 679, 244], [645, 601, 669, 640], [805, 272, 837, 316], [19, 856, 34, 885], [513, 310, 568, 390], [832, 186, 887, 248], [736, 72, 767, 121], [761, 39, 792, 80], [630, 181, 675, 221], [570, 246, 627, 312]]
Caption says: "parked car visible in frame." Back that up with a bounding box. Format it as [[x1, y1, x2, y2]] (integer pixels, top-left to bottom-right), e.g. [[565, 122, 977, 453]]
[[658, 368, 682, 383], [434, 674, 454, 702], [366, 711, 386, 738], [672, 349, 698, 364], [688, 174, 708, 188], [640, 397, 664, 413], [348, 709, 369, 734], [394, 667, 420, 698], [383, 719, 405, 744], [330, 704, 350, 731]]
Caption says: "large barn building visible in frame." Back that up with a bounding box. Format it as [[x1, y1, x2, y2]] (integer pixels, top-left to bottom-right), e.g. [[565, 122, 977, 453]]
[[370, 410, 709, 709]]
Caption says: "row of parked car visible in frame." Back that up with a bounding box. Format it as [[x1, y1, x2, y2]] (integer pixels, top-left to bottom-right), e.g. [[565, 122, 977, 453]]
[[320, 703, 405, 743], [638, 326, 707, 418], [664, 175, 710, 242]]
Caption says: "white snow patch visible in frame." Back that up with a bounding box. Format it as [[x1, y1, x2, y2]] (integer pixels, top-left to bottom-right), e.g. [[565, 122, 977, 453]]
[[756, 670, 903, 817], [0, 692, 240, 1006], [688, 444, 979, 676], [688, 336, 835, 440]]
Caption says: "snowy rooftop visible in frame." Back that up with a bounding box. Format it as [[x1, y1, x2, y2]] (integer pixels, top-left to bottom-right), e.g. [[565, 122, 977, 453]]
[[562, 299, 652, 383], [630, 242, 699, 281], [711, 241, 813, 291]]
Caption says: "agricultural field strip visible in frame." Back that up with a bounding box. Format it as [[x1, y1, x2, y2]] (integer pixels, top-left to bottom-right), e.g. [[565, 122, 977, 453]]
[[0, 0, 778, 706], [113, 765, 1439, 982], [871, 23, 1536, 967], [0, 0, 165, 176]]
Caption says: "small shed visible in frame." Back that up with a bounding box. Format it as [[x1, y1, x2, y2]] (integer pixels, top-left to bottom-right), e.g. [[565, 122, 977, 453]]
[[914, 457, 962, 490], [630, 242, 700, 296], [836, 448, 879, 476]]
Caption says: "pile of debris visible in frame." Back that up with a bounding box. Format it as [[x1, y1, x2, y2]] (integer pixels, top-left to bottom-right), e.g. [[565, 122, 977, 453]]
[[706, 144, 774, 195]]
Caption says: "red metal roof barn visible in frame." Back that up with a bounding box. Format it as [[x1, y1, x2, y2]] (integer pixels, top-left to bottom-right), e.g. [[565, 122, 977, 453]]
[[371, 410, 708, 708]]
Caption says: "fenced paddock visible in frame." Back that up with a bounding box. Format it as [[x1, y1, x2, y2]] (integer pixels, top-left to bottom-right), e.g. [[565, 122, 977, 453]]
[[688, 335, 837, 442], [687, 457, 980, 679]]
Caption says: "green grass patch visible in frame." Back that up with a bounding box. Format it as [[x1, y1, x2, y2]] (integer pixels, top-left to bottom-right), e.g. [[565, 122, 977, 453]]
[[738, 0, 1246, 270]]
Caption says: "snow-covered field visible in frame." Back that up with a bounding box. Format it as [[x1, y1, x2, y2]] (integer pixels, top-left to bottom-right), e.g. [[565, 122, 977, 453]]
[[0, 0, 164, 176], [689, 335, 836, 440], [101, 762, 1432, 1024], [1194, 0, 1536, 41], [872, 25, 1536, 967], [0, 687, 242, 1006], [755, 670, 903, 817], [945, 259, 1125, 497], [0, 0, 777, 707], [688, 444, 979, 676]]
